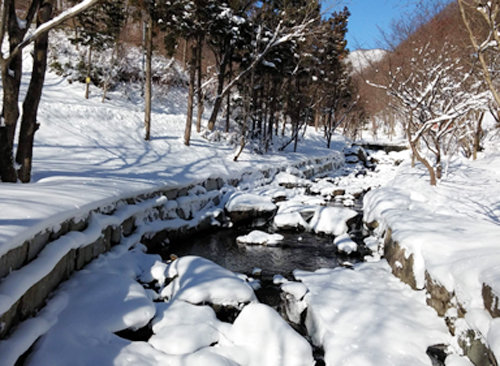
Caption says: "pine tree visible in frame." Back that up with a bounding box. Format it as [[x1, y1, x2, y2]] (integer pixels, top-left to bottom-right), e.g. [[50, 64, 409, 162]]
[[69, 0, 126, 99]]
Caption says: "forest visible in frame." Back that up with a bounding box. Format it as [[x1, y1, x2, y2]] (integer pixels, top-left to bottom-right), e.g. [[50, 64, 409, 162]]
[[0, 0, 498, 187]]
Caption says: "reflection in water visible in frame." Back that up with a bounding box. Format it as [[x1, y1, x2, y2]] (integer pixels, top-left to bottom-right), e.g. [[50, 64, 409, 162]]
[[165, 227, 340, 278]]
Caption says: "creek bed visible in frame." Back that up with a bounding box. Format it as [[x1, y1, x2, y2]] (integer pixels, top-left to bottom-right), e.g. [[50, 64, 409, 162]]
[[164, 227, 345, 279]]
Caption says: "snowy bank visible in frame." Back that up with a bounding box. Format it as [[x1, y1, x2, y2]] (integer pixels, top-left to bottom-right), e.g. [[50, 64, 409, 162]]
[[363, 143, 500, 364]]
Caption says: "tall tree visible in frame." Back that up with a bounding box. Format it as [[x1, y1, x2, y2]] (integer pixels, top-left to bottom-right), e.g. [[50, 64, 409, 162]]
[[0, 0, 101, 183]]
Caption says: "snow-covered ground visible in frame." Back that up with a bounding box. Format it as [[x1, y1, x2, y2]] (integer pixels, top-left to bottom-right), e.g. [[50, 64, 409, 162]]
[[0, 44, 345, 258], [363, 126, 500, 362]]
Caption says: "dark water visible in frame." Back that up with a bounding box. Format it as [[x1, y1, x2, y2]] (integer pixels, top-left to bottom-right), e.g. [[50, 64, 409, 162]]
[[164, 227, 342, 278]]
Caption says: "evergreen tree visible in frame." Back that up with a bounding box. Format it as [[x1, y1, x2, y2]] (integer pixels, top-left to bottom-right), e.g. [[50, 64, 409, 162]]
[[69, 0, 126, 99]]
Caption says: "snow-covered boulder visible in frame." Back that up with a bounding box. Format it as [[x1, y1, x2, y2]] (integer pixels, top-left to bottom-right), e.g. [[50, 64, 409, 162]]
[[309, 206, 358, 236], [150, 301, 222, 355], [217, 303, 315, 366], [334, 233, 358, 254], [160, 256, 257, 306], [236, 230, 284, 246], [225, 192, 277, 224], [274, 172, 312, 189], [273, 212, 309, 231]]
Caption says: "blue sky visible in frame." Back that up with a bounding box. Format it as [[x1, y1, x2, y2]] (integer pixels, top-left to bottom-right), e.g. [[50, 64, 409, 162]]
[[322, 0, 419, 50]]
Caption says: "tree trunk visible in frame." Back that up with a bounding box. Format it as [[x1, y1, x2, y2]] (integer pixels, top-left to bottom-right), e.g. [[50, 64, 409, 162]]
[[225, 61, 232, 133], [195, 36, 203, 133], [207, 49, 230, 131], [406, 119, 436, 186], [144, 15, 153, 141], [16, 2, 52, 183], [184, 44, 197, 146], [0, 3, 25, 182], [84, 46, 92, 99], [102, 40, 120, 103], [473, 111, 484, 160]]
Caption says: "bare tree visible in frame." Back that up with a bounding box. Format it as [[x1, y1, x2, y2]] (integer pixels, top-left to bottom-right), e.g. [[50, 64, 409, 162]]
[[370, 43, 489, 185], [457, 0, 500, 118]]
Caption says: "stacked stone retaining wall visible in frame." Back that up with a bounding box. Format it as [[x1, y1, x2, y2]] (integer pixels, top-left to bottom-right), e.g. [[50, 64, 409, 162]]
[[0, 153, 342, 342]]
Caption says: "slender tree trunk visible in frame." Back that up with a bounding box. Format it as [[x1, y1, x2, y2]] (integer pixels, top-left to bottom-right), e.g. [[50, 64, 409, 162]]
[[102, 36, 122, 102], [144, 15, 153, 141], [184, 44, 197, 146], [314, 107, 320, 132], [207, 49, 230, 131], [472, 111, 484, 160], [195, 36, 203, 133], [225, 61, 232, 133], [84, 46, 92, 99], [406, 118, 436, 185], [182, 38, 187, 69], [16, 2, 52, 183], [234, 58, 256, 162]]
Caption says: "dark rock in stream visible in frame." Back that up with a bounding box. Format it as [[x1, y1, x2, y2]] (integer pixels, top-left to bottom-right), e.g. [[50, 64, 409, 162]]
[[115, 324, 153, 342], [210, 303, 242, 324], [426, 344, 448, 366]]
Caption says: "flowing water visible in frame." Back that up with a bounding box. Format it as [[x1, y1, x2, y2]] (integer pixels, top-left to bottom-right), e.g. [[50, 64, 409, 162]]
[[165, 227, 343, 279]]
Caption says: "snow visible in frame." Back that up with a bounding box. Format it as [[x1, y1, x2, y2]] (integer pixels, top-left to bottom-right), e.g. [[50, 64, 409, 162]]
[[150, 301, 221, 355], [333, 233, 358, 254], [216, 303, 315, 366], [0, 246, 158, 366], [363, 132, 500, 360], [294, 261, 453, 366], [0, 42, 343, 258], [236, 230, 284, 246], [347, 49, 388, 73], [273, 211, 309, 230], [1, 27, 499, 366], [225, 192, 277, 213], [309, 206, 358, 236], [160, 256, 257, 306]]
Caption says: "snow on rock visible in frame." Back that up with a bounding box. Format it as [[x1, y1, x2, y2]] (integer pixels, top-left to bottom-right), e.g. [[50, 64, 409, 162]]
[[308, 179, 339, 197], [309, 206, 358, 236], [236, 230, 284, 246], [274, 171, 312, 188], [281, 281, 308, 300], [217, 303, 315, 366], [294, 261, 452, 366], [273, 211, 309, 230], [225, 192, 276, 212], [445, 354, 474, 366], [0, 247, 158, 366], [160, 256, 257, 306], [225, 192, 277, 223], [333, 233, 358, 254], [488, 319, 500, 361], [149, 301, 223, 355]]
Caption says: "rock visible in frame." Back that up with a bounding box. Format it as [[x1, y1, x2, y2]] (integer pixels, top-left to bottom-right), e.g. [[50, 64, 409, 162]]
[[236, 230, 284, 246], [383, 229, 418, 290], [483, 283, 500, 318], [225, 192, 277, 225]]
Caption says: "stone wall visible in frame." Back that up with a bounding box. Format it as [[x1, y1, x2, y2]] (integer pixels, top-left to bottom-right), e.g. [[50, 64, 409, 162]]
[[375, 225, 498, 366], [0, 153, 342, 342]]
